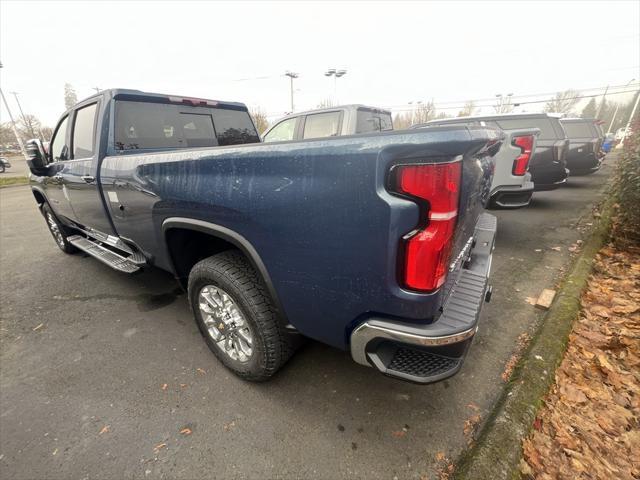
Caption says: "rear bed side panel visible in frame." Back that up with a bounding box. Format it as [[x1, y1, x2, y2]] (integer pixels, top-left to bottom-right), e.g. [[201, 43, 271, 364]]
[[100, 128, 497, 349]]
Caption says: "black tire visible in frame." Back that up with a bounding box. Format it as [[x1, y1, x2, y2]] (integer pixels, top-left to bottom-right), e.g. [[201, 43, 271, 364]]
[[41, 204, 78, 254], [188, 251, 293, 381], [0, 164, 5, 173]]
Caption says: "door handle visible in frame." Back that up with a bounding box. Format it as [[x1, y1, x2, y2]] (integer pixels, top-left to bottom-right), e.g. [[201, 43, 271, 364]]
[[81, 175, 96, 184]]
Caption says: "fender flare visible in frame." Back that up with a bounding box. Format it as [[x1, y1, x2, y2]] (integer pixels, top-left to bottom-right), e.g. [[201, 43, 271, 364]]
[[161, 217, 288, 323]]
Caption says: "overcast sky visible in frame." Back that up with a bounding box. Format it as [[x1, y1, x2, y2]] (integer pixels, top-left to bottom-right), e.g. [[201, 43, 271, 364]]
[[1, 0, 639, 127]]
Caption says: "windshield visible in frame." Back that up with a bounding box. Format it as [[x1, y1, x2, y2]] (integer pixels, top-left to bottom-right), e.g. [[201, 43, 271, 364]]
[[562, 122, 594, 139]]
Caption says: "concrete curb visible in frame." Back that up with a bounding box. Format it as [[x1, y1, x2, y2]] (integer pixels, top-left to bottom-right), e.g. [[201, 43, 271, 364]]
[[454, 195, 615, 480]]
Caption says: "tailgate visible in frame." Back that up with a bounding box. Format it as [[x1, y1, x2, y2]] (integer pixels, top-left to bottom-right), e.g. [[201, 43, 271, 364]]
[[440, 127, 503, 301]]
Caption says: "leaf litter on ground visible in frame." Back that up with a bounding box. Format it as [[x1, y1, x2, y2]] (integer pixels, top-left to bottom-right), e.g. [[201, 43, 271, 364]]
[[521, 242, 640, 479]]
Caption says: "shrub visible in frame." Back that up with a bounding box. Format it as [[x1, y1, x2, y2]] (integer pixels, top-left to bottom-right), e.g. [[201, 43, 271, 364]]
[[613, 119, 640, 244]]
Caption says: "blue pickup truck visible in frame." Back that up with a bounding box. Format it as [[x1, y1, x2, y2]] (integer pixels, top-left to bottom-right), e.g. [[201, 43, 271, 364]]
[[26, 89, 500, 384]]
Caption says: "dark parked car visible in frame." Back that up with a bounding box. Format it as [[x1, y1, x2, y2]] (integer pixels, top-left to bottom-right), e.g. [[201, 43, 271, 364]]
[[423, 113, 570, 191], [559, 118, 603, 174], [27, 89, 501, 384]]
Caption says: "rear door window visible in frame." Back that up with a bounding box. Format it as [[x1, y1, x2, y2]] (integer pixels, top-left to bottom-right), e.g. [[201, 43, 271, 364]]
[[303, 111, 342, 139], [263, 117, 297, 143], [356, 109, 393, 133], [114, 101, 259, 151], [72, 103, 98, 158], [495, 118, 558, 140]]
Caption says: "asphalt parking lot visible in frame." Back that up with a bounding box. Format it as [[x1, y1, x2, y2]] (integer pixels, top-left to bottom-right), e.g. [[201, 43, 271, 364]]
[[0, 158, 613, 480]]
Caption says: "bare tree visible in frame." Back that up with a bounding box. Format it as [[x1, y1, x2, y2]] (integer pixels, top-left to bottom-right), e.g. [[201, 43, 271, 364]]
[[64, 83, 78, 110], [18, 114, 43, 141], [458, 100, 477, 117], [249, 108, 269, 135], [0, 122, 16, 146], [40, 126, 53, 141], [412, 100, 436, 124], [543, 90, 580, 115], [393, 101, 438, 130], [316, 98, 335, 108]]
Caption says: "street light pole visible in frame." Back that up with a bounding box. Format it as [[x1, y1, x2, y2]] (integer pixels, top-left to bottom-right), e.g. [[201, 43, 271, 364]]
[[325, 68, 347, 104], [284, 71, 299, 112]]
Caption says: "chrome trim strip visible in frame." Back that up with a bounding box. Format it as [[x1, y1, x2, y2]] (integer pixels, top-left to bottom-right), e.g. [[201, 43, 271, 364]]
[[350, 322, 477, 366]]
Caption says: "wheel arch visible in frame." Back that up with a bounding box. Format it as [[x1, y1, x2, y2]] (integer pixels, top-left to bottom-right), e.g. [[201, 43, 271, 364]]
[[162, 217, 288, 323]]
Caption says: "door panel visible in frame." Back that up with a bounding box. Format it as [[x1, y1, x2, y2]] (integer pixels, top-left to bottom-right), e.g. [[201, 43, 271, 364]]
[[62, 101, 116, 235], [44, 116, 76, 222]]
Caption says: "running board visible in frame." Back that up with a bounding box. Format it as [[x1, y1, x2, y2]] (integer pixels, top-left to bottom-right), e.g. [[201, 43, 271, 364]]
[[67, 235, 142, 273]]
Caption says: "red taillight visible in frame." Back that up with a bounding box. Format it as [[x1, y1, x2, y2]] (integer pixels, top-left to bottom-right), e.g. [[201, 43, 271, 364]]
[[395, 162, 462, 292], [512, 135, 534, 176]]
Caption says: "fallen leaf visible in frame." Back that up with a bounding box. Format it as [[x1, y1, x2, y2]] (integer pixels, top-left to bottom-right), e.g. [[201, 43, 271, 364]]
[[161, 383, 168, 391], [179, 427, 192, 436], [551, 246, 561, 251], [525, 297, 537, 305], [153, 442, 167, 452], [99, 425, 110, 435], [435, 451, 446, 461], [223, 420, 236, 432], [466, 402, 480, 411], [391, 430, 406, 438], [196, 368, 206, 375]]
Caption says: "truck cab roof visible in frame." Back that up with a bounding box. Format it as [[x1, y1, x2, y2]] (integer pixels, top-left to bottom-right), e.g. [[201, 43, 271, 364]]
[[70, 88, 250, 113]]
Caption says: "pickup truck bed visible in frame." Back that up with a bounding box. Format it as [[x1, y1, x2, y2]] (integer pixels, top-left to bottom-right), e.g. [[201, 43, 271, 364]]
[[28, 89, 500, 384]]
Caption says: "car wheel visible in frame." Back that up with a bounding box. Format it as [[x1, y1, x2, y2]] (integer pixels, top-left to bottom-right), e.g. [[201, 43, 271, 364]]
[[188, 251, 294, 381], [0, 164, 5, 173], [42, 204, 78, 254]]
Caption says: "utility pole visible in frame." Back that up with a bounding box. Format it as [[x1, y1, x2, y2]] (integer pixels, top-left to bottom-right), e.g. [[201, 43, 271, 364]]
[[0, 88, 27, 159], [607, 79, 635, 133], [619, 88, 640, 147], [284, 72, 298, 112], [595, 85, 609, 119], [10, 91, 36, 139], [0, 62, 27, 159]]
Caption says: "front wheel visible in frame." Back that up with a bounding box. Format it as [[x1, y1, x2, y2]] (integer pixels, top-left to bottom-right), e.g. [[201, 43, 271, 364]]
[[0, 163, 5, 173], [41, 204, 77, 254], [188, 251, 294, 381]]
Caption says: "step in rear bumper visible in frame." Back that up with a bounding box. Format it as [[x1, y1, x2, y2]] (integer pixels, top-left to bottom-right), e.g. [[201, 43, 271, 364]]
[[349, 213, 497, 384]]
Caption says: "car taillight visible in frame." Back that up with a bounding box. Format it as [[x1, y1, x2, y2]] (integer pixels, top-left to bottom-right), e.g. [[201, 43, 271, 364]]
[[512, 135, 534, 176], [395, 161, 462, 292]]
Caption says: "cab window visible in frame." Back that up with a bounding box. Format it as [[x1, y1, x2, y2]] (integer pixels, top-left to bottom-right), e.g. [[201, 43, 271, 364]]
[[303, 111, 341, 139], [72, 103, 98, 158], [263, 117, 297, 143], [50, 116, 69, 162]]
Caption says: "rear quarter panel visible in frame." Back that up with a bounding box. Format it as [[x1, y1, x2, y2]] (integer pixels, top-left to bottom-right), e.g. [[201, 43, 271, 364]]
[[100, 128, 497, 348]]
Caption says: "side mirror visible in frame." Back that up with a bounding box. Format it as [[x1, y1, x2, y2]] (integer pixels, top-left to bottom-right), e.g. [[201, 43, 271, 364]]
[[26, 139, 49, 175]]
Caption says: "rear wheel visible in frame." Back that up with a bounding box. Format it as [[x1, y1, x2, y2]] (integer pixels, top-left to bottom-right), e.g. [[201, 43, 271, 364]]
[[0, 163, 5, 173], [188, 251, 294, 381], [42, 204, 77, 254]]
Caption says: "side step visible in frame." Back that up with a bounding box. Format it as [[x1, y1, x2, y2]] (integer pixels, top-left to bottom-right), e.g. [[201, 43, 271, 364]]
[[68, 235, 143, 273]]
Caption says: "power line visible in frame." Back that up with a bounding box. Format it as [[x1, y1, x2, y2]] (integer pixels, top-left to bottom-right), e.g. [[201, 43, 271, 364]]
[[384, 82, 640, 110]]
